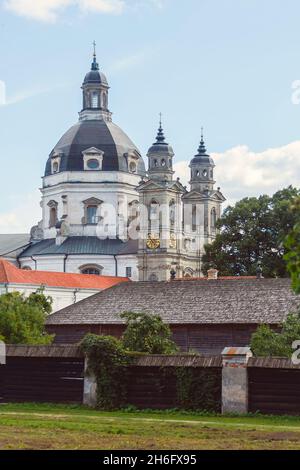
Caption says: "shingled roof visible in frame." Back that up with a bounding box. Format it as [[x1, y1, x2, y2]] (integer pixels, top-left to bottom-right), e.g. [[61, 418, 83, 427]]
[[46, 278, 299, 326]]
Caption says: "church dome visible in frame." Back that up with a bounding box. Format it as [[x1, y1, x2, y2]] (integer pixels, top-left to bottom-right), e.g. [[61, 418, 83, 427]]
[[83, 70, 108, 86], [147, 120, 174, 157], [45, 119, 146, 176]]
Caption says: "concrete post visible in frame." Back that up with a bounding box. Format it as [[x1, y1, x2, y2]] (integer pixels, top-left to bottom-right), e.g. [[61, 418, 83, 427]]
[[83, 358, 97, 407], [221, 347, 252, 414]]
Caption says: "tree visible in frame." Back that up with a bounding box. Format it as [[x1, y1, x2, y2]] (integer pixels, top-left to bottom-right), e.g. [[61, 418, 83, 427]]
[[284, 197, 300, 294], [202, 186, 300, 277], [120, 312, 178, 354], [0, 291, 54, 344], [250, 313, 300, 357]]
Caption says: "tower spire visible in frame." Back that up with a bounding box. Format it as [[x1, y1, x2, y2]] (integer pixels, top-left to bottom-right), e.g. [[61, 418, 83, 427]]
[[198, 126, 207, 154], [156, 112, 165, 143], [91, 40, 99, 71]]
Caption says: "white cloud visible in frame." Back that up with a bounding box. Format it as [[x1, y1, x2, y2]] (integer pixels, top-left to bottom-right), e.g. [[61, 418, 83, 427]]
[[3, 0, 163, 22], [0, 192, 41, 234], [4, 0, 73, 22], [3, 0, 125, 22], [79, 0, 124, 14], [0, 82, 65, 107], [174, 140, 300, 208]]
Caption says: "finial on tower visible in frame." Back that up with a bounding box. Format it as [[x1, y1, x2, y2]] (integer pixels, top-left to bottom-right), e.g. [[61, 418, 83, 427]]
[[91, 40, 99, 71], [156, 112, 165, 143], [198, 126, 207, 154]]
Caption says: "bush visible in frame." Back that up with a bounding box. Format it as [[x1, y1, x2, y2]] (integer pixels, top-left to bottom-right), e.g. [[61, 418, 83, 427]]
[[120, 312, 178, 354], [0, 291, 53, 344], [250, 312, 300, 357]]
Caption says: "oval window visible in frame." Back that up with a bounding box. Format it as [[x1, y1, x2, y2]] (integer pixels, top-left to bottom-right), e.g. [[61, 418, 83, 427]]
[[87, 159, 99, 170]]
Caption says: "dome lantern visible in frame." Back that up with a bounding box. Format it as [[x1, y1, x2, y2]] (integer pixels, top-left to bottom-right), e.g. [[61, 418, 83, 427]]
[[189, 128, 216, 193], [147, 114, 175, 182], [80, 42, 111, 122]]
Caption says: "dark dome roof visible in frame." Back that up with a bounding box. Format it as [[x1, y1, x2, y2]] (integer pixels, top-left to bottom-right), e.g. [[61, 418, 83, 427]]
[[190, 138, 215, 166], [147, 142, 174, 156], [45, 119, 146, 176], [190, 154, 215, 165], [83, 70, 108, 86]]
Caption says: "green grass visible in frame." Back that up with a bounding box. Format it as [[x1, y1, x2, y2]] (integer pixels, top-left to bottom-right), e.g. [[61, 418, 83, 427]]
[[0, 403, 300, 449]]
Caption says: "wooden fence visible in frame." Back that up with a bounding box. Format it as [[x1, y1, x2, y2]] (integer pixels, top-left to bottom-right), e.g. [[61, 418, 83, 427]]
[[0, 346, 84, 404], [248, 358, 300, 415], [1, 347, 300, 415]]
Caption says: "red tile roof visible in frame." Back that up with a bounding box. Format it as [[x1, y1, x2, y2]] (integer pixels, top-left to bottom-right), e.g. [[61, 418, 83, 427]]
[[0, 259, 129, 290]]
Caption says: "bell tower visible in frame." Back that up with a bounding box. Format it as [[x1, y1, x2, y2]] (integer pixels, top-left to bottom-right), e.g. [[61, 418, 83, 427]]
[[147, 115, 175, 182], [189, 129, 215, 193]]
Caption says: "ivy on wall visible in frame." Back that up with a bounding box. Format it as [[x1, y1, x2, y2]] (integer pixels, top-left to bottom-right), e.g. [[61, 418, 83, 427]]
[[80, 334, 132, 410], [80, 334, 221, 411]]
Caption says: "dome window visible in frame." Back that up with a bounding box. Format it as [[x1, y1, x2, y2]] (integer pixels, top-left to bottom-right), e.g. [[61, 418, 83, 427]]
[[51, 154, 61, 175], [129, 162, 137, 173], [82, 147, 104, 171], [87, 159, 100, 170]]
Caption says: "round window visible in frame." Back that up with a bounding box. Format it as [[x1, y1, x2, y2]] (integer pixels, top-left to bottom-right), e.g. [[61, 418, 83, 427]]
[[87, 159, 99, 170]]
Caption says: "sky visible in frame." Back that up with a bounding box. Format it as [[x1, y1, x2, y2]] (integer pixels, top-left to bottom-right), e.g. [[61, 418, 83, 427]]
[[0, 0, 300, 233]]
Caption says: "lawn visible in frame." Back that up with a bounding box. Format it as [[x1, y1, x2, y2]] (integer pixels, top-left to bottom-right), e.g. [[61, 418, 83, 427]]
[[1, 403, 300, 450]]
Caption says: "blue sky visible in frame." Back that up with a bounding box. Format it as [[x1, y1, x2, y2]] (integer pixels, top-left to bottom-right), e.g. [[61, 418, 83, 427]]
[[0, 0, 300, 232]]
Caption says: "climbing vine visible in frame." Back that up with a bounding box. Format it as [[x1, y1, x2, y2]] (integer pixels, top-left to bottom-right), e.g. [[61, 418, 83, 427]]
[[80, 334, 132, 410], [175, 368, 221, 411]]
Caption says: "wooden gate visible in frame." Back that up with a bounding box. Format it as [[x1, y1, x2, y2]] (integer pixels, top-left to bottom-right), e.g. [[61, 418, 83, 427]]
[[0, 356, 84, 404], [248, 367, 300, 415]]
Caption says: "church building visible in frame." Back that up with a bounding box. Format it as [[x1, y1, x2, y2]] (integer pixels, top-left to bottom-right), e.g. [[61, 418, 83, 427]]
[[1, 49, 226, 281]]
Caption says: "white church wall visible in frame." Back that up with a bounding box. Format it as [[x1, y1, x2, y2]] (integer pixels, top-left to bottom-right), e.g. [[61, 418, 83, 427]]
[[0, 283, 101, 312]]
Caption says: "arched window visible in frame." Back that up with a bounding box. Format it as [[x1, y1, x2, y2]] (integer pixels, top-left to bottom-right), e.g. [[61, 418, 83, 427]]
[[129, 161, 137, 173], [80, 264, 103, 275], [211, 207, 217, 229], [53, 161, 59, 173], [169, 200, 175, 227], [192, 204, 197, 232], [92, 91, 99, 108], [161, 159, 166, 167], [48, 200, 58, 228], [149, 200, 160, 237]]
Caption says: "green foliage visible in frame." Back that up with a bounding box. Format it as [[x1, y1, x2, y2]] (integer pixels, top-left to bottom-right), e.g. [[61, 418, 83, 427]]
[[250, 313, 300, 357], [176, 368, 221, 411], [284, 197, 300, 294], [80, 334, 131, 410], [120, 312, 178, 354], [0, 291, 54, 345], [203, 186, 300, 277]]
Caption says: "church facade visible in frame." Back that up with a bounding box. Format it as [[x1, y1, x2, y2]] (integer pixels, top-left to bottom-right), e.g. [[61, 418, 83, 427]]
[[15, 51, 225, 281]]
